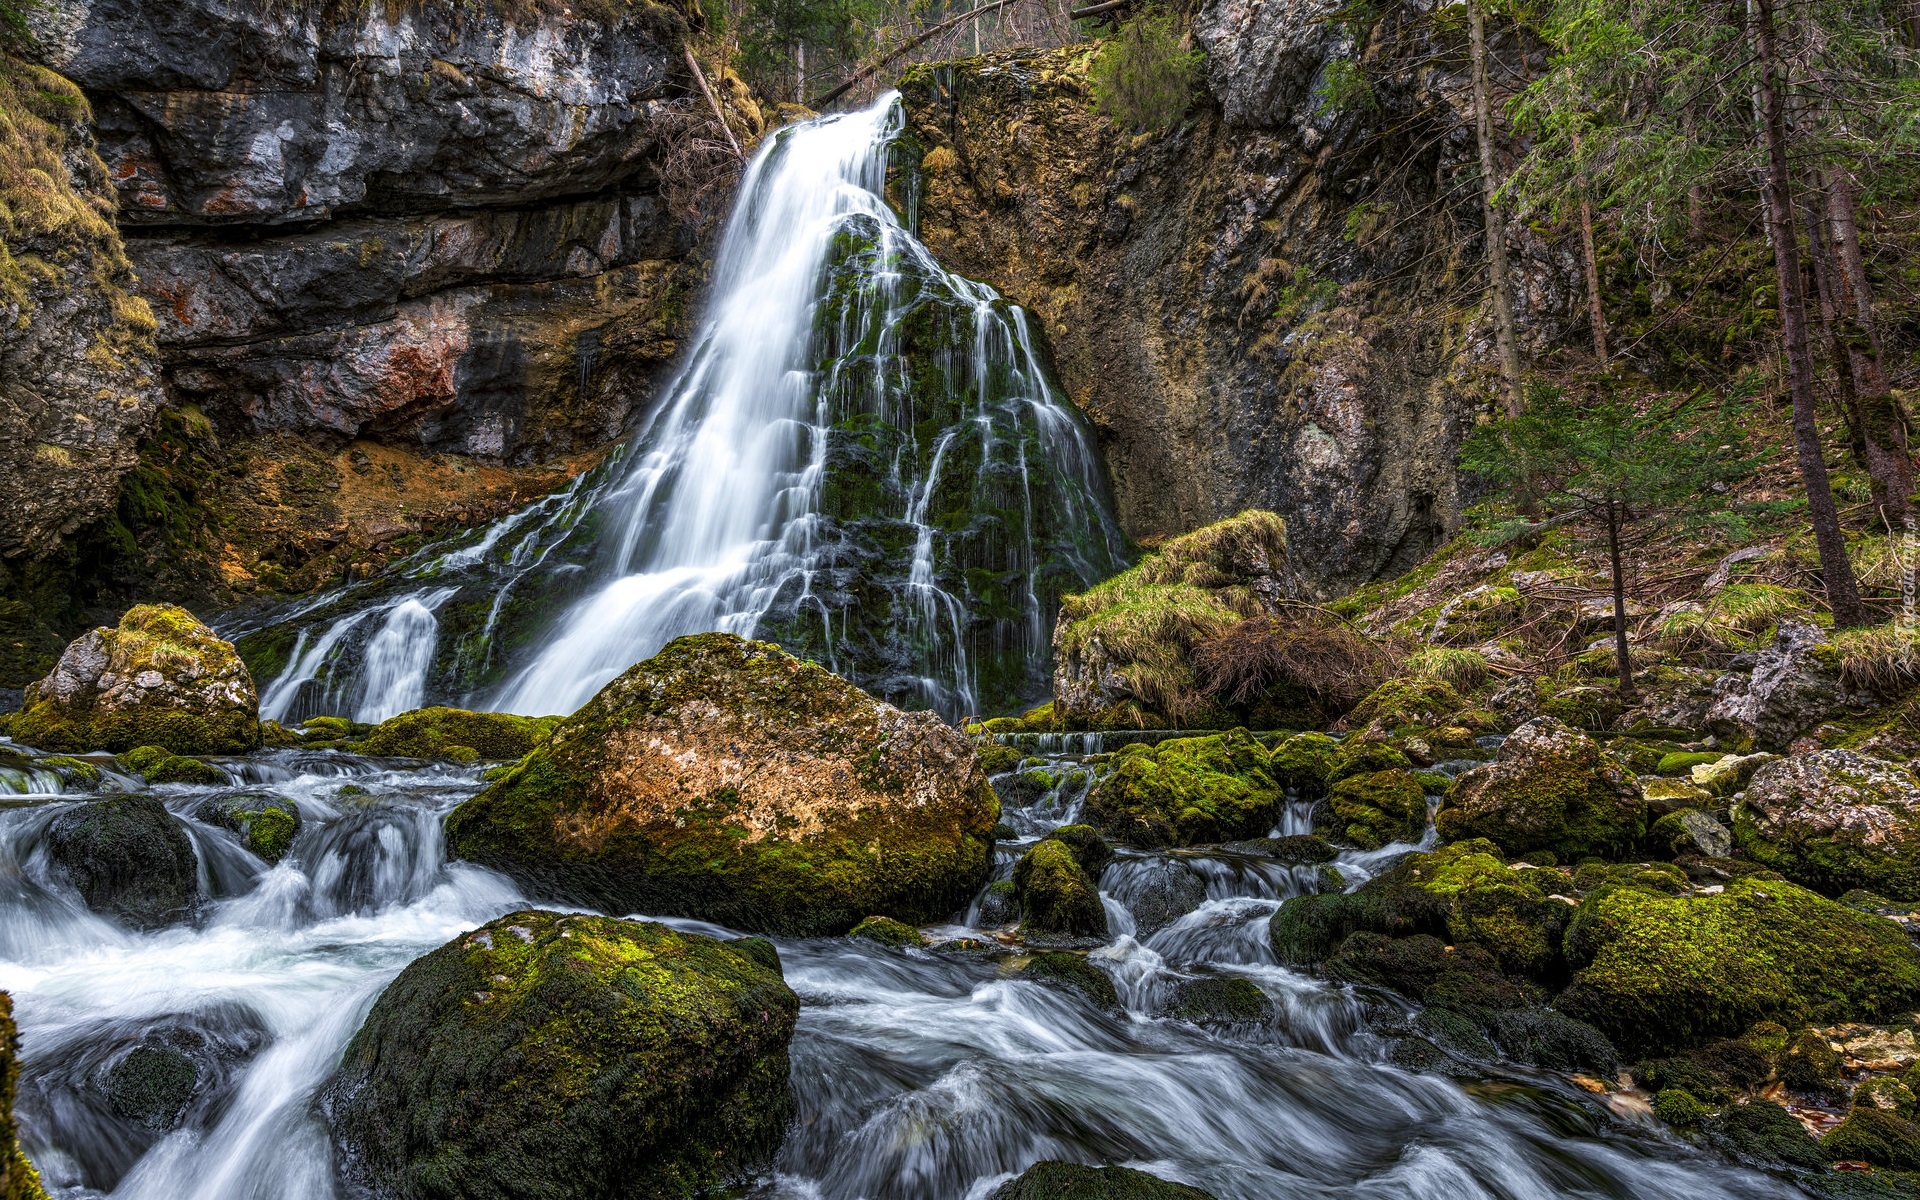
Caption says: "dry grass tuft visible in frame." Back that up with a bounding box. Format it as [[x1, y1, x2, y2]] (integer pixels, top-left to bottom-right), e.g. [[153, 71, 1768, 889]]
[[1192, 608, 1401, 714]]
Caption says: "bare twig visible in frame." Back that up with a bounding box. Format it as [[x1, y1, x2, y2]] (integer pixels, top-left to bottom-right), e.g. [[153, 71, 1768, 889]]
[[685, 49, 743, 160]]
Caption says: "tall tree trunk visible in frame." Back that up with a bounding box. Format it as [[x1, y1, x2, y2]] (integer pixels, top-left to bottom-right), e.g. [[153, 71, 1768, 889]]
[[1469, 0, 1523, 417], [1572, 132, 1607, 363], [1682, 107, 1705, 240], [1753, 0, 1868, 627], [1826, 173, 1912, 526], [1606, 499, 1636, 701], [1802, 183, 1870, 471]]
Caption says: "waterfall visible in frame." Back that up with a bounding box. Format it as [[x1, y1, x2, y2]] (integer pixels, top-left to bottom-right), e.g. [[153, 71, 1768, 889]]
[[229, 94, 1127, 723]]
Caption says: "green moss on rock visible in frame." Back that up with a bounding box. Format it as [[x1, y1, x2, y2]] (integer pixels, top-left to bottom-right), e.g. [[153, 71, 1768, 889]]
[[1019, 951, 1119, 1008], [1082, 730, 1277, 847], [1328, 768, 1428, 849], [1825, 1108, 1920, 1170], [194, 795, 302, 863], [0, 992, 49, 1200], [1168, 976, 1272, 1024], [850, 915, 925, 947], [1013, 838, 1108, 939], [991, 1161, 1216, 1200], [322, 910, 798, 1200], [1436, 717, 1644, 861], [10, 605, 257, 755], [359, 707, 560, 761], [1269, 732, 1339, 793], [1558, 876, 1920, 1057], [1735, 750, 1920, 900], [443, 634, 999, 937]]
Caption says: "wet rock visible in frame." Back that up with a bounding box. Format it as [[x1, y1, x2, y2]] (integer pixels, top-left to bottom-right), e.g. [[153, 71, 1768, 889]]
[[322, 910, 797, 1200], [1083, 730, 1278, 847], [45, 795, 198, 929], [104, 1045, 196, 1132], [10, 606, 257, 755], [1219, 834, 1337, 864], [1013, 839, 1108, 941], [1706, 621, 1868, 750], [1119, 860, 1207, 936], [1020, 951, 1119, 1009], [443, 634, 999, 937], [1557, 876, 1920, 1057], [1650, 808, 1732, 859], [1855, 1076, 1916, 1118], [1436, 717, 1644, 861], [849, 916, 925, 947], [1733, 750, 1920, 900], [1167, 976, 1272, 1024], [193, 794, 302, 863], [992, 1160, 1215, 1200], [120, 745, 224, 785], [976, 879, 1020, 927], [357, 707, 558, 762], [1705, 1099, 1828, 1170]]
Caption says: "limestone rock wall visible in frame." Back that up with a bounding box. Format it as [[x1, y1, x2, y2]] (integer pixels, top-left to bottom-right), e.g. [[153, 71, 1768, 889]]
[[899, 2, 1576, 595]]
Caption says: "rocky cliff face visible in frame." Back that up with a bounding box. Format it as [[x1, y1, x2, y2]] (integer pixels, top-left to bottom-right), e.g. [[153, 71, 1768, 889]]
[[35, 0, 708, 468], [899, 0, 1575, 595], [1, 0, 740, 687], [0, 58, 163, 560]]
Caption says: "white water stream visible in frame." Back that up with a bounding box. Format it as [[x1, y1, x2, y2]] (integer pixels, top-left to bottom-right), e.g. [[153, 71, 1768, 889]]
[[0, 741, 1811, 1200]]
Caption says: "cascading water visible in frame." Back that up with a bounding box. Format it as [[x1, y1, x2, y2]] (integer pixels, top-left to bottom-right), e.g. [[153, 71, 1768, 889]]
[[0, 738, 1813, 1199], [235, 95, 1126, 725]]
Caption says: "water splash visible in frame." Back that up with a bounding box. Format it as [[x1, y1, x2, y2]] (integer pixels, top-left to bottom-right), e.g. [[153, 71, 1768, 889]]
[[230, 94, 1126, 724]]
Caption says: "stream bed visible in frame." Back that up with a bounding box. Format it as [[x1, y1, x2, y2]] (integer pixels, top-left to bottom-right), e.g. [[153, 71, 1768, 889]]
[[0, 743, 1811, 1199]]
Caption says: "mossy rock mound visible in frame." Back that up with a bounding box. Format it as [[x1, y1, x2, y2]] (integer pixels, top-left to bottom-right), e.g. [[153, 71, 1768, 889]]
[[0, 992, 49, 1200], [1020, 951, 1118, 1008], [1734, 750, 1920, 900], [1328, 768, 1428, 849], [1437, 717, 1644, 861], [1346, 676, 1475, 734], [321, 910, 798, 1200], [193, 795, 302, 864], [45, 796, 198, 929], [1269, 732, 1339, 794], [1272, 840, 1564, 981], [120, 745, 224, 786], [1824, 1107, 1920, 1170], [1557, 876, 1920, 1057], [1082, 730, 1278, 847], [443, 634, 999, 937], [10, 605, 257, 755], [992, 1161, 1215, 1199], [1167, 976, 1272, 1024], [359, 707, 560, 762], [849, 916, 925, 947], [1013, 838, 1108, 940]]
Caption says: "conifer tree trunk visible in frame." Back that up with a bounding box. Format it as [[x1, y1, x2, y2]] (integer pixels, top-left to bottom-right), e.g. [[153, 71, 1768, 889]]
[[1606, 499, 1636, 701], [1469, 0, 1523, 416], [1752, 0, 1868, 626]]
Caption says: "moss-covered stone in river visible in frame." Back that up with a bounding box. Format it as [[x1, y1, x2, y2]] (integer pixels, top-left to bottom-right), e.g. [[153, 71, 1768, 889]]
[[1328, 768, 1427, 848], [850, 915, 926, 947], [10, 605, 258, 755], [194, 795, 302, 863], [1823, 1107, 1920, 1170], [1019, 951, 1119, 1008], [1083, 730, 1278, 847], [991, 1160, 1216, 1200], [119, 745, 224, 785], [1269, 731, 1339, 793], [321, 910, 798, 1200], [358, 707, 559, 762], [44, 795, 198, 929], [0, 991, 49, 1200], [1013, 837, 1108, 939], [1558, 876, 1920, 1057], [443, 634, 1000, 936]]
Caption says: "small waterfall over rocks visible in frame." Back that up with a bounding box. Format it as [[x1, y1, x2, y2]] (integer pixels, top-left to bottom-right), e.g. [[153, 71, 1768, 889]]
[[234, 95, 1126, 725]]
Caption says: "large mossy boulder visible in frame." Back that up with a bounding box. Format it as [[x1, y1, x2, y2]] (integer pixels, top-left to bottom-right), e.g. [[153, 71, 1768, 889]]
[[0, 992, 49, 1200], [1436, 717, 1644, 861], [1011, 830, 1109, 940], [1083, 730, 1278, 847], [1269, 731, 1339, 794], [359, 707, 560, 762], [1557, 876, 1920, 1057], [10, 605, 257, 755], [45, 796, 198, 929], [992, 1161, 1215, 1199], [1328, 768, 1428, 849], [322, 911, 797, 1200], [1271, 840, 1562, 981], [442, 634, 1000, 936], [1734, 750, 1920, 900]]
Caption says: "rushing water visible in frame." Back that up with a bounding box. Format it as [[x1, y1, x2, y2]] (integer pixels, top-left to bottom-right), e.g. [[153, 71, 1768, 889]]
[[232, 95, 1126, 727], [0, 741, 1811, 1200]]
